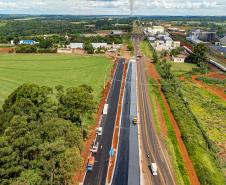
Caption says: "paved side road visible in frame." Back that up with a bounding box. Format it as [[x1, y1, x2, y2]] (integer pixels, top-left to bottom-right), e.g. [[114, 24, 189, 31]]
[[112, 62, 132, 185], [83, 59, 125, 185]]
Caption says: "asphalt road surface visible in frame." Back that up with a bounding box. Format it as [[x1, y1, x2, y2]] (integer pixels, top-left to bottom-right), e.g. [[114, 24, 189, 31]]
[[83, 59, 125, 185], [112, 62, 132, 185], [135, 36, 177, 185]]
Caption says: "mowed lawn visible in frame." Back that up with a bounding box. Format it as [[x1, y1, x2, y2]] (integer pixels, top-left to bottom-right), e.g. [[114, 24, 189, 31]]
[[0, 54, 112, 106]]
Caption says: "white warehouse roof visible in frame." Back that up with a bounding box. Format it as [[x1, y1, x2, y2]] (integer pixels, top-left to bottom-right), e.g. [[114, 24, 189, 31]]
[[91, 43, 108, 49], [70, 43, 84, 49]]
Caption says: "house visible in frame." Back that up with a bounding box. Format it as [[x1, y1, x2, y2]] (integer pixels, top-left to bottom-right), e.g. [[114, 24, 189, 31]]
[[152, 35, 180, 51], [172, 54, 187, 63], [147, 26, 165, 35], [19, 40, 39, 45], [220, 36, 226, 46]]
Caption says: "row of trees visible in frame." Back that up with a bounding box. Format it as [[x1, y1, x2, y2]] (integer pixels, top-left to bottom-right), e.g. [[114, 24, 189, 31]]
[[0, 83, 96, 184], [15, 39, 56, 53], [0, 18, 131, 44]]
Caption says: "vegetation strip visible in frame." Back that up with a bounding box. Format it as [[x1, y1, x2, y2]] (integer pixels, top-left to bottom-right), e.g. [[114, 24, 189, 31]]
[[156, 63, 226, 185], [145, 61, 198, 185]]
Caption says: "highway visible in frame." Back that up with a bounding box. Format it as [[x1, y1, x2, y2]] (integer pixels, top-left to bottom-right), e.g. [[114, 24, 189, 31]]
[[83, 59, 125, 185], [135, 35, 177, 185], [112, 61, 140, 185], [112, 62, 132, 185]]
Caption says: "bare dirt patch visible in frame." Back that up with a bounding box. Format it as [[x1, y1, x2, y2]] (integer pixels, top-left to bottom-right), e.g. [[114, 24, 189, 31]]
[[0, 48, 15, 53]]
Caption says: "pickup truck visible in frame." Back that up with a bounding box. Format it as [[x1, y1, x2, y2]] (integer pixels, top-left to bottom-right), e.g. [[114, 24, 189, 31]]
[[90, 142, 99, 153], [151, 163, 158, 176]]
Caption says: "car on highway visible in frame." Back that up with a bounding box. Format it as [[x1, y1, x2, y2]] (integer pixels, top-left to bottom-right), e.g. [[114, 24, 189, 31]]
[[133, 117, 138, 125], [151, 163, 158, 176], [96, 127, 103, 136], [87, 156, 95, 172], [103, 104, 108, 115], [90, 142, 99, 153]]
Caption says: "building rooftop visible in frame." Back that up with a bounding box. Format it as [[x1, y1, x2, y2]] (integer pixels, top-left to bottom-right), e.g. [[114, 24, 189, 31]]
[[70, 43, 84, 49]]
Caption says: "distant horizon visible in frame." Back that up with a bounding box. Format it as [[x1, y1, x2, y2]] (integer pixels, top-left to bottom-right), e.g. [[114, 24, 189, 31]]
[[0, 0, 225, 16], [1, 14, 226, 17]]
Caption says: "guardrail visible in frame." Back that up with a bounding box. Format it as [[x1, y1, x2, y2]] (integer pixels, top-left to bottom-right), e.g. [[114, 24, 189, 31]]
[[183, 46, 226, 72], [209, 59, 226, 72]]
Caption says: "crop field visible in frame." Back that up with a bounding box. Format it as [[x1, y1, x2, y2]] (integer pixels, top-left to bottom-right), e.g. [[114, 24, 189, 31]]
[[181, 81, 226, 175], [0, 54, 112, 106], [169, 62, 197, 76]]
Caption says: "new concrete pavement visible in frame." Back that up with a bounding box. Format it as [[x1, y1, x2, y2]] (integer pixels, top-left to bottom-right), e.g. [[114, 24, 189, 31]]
[[112, 61, 140, 185]]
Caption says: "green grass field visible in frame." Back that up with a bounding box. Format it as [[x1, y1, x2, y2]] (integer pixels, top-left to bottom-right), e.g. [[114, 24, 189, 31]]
[[168, 62, 197, 76], [141, 41, 153, 59], [0, 54, 112, 106]]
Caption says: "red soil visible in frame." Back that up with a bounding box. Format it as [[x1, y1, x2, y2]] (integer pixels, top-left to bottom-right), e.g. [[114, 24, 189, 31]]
[[145, 59, 200, 185], [0, 48, 15, 53], [72, 59, 118, 184]]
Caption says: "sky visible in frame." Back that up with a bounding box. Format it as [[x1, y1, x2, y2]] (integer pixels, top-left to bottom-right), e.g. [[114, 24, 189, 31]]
[[0, 0, 226, 16]]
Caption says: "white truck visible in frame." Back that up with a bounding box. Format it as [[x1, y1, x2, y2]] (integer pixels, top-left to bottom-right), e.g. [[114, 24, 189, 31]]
[[151, 163, 158, 176], [103, 104, 108, 115], [90, 142, 99, 153], [96, 127, 103, 136]]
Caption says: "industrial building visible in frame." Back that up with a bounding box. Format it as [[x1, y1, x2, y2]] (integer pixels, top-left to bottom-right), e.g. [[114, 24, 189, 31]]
[[187, 29, 217, 44], [19, 40, 39, 45]]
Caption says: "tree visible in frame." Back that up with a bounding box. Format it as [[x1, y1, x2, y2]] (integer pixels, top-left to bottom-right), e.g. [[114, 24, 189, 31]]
[[170, 47, 183, 56], [13, 170, 42, 185], [152, 51, 159, 63], [16, 45, 37, 53], [57, 86, 95, 125], [84, 42, 94, 54], [188, 43, 209, 73], [0, 83, 93, 184], [59, 147, 83, 185], [38, 39, 53, 49]]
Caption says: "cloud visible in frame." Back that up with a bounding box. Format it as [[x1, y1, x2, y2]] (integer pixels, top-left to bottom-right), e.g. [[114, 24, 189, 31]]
[[0, 0, 225, 15]]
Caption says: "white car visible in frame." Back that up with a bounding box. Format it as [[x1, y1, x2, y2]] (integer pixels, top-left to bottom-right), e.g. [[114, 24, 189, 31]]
[[90, 142, 99, 153], [151, 163, 158, 176], [96, 127, 103, 136]]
